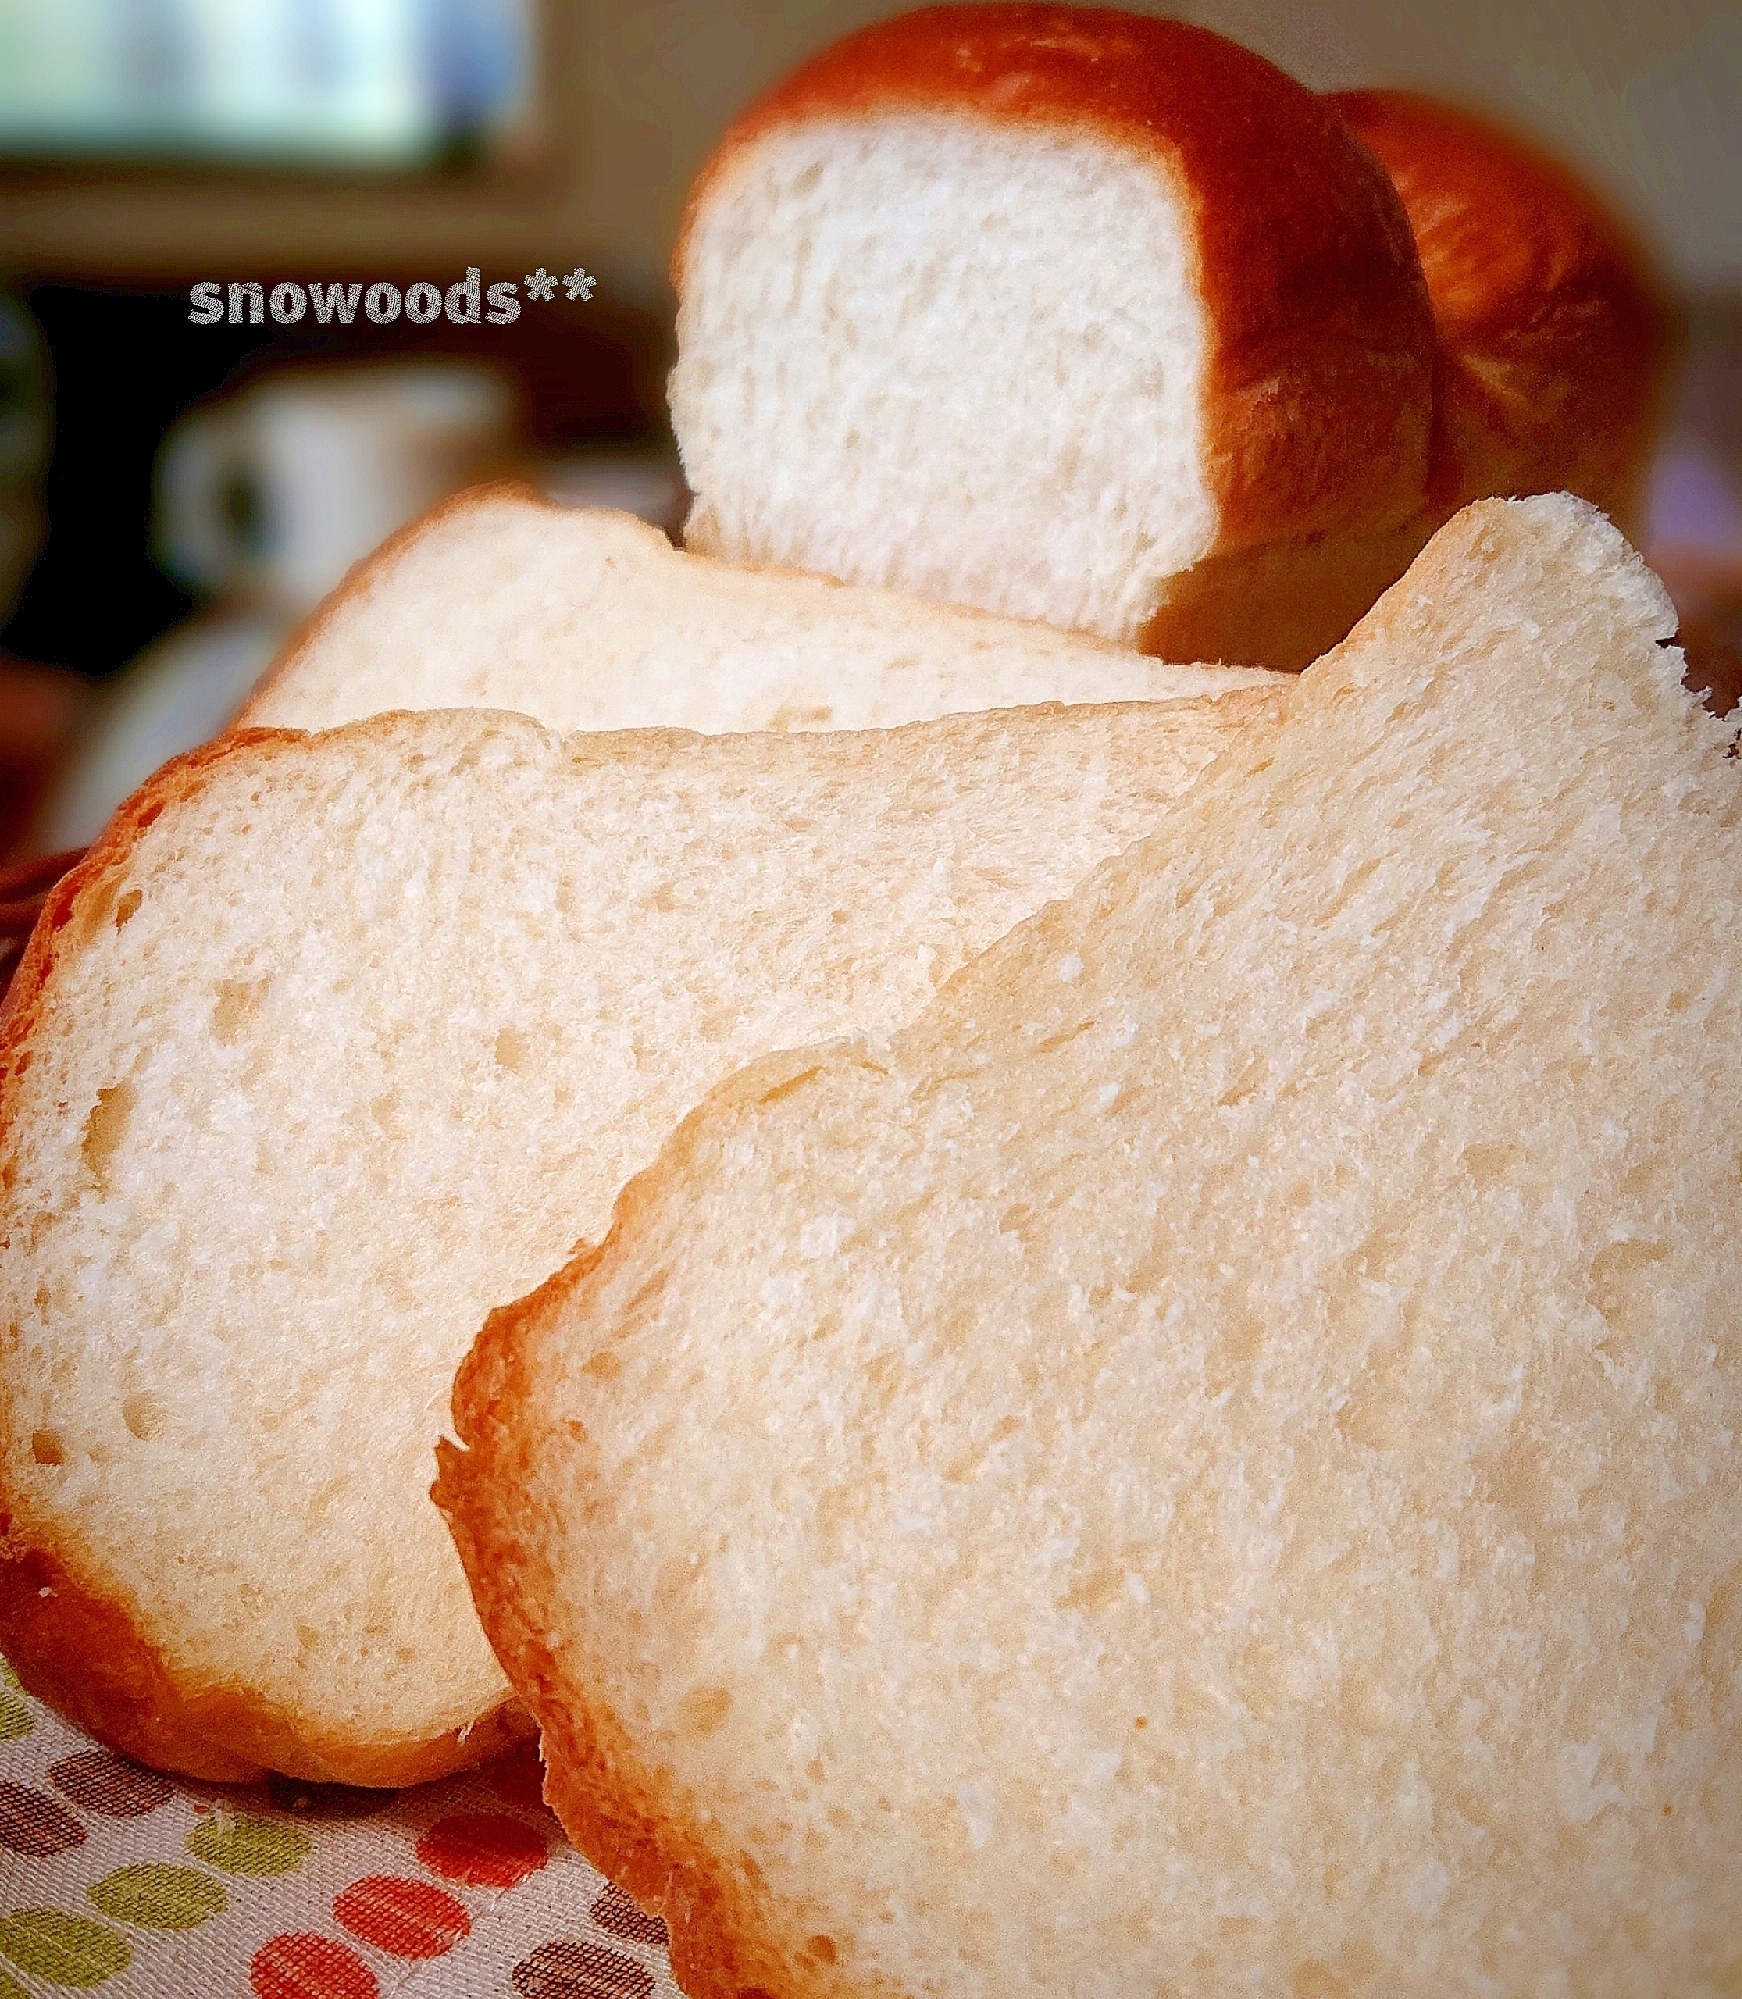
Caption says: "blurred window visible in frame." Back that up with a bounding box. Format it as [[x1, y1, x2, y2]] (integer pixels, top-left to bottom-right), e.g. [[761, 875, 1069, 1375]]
[[0, 0, 530, 163]]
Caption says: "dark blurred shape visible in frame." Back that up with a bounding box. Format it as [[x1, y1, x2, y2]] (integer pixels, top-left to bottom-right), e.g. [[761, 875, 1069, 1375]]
[[0, 656, 84, 857], [0, 841, 85, 1003], [1332, 88, 1671, 539], [1678, 618, 1742, 718], [0, 279, 668, 688], [1648, 301, 1742, 711], [0, 0, 531, 167], [0, 293, 51, 620], [1, 288, 273, 679]]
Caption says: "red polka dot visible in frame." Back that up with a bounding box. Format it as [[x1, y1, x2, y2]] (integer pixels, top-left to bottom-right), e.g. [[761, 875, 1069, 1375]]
[[590, 1883, 668, 1948], [334, 1875, 470, 1959], [250, 1933, 378, 1999], [416, 1812, 548, 1889], [49, 1750, 174, 1818], [0, 1780, 85, 1855], [512, 1939, 655, 1999]]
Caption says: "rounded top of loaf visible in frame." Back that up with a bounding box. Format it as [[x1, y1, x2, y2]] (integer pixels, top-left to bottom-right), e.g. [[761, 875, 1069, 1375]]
[[676, 3, 1436, 551], [1332, 87, 1670, 524]]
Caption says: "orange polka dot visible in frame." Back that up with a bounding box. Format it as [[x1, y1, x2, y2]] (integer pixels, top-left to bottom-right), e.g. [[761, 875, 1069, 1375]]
[[334, 1875, 469, 1959], [250, 1933, 377, 1999], [416, 1813, 548, 1889]]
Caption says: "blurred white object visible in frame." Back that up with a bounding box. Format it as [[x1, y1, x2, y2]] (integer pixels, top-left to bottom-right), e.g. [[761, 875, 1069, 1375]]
[[0, 0, 531, 162], [536, 446, 688, 538], [37, 360, 517, 849], [0, 291, 51, 624], [157, 360, 518, 615], [34, 610, 284, 850]]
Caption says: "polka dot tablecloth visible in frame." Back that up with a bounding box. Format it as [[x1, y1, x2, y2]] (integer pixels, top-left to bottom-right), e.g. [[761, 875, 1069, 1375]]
[[0, 1656, 684, 1999]]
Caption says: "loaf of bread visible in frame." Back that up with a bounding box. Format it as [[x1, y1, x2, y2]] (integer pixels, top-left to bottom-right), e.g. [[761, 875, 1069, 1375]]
[[0, 690, 1278, 1785], [1332, 88, 1670, 536], [239, 483, 1276, 735], [440, 496, 1741, 1995], [669, 4, 1436, 668]]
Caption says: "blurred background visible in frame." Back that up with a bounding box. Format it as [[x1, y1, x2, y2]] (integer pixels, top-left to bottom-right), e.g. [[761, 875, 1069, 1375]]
[[0, 0, 1737, 858]]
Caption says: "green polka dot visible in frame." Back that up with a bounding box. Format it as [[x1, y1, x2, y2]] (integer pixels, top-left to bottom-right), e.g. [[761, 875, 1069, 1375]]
[[0, 1971, 27, 1999], [0, 1658, 18, 1690], [0, 1691, 31, 1742], [90, 1863, 227, 1930], [0, 1909, 130, 1986], [187, 1812, 312, 1876]]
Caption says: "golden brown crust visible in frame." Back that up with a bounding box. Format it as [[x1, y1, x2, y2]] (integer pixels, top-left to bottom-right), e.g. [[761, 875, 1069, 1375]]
[[1139, 513, 1439, 670], [0, 849, 85, 1009], [0, 728, 535, 1786], [1331, 89, 1671, 534], [674, 4, 1435, 556]]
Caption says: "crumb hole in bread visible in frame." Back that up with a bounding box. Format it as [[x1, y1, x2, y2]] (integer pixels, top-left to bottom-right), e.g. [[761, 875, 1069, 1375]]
[[1461, 1142, 1523, 1190], [30, 1428, 64, 1465], [1218, 1052, 1267, 1108], [80, 1081, 134, 1192], [113, 888, 142, 929], [1059, 1563, 1124, 1615], [1291, 1961, 1353, 1999], [121, 1392, 166, 1441], [495, 1027, 530, 1072], [1588, 1238, 1670, 1335], [211, 977, 269, 1046], [678, 1685, 732, 1738]]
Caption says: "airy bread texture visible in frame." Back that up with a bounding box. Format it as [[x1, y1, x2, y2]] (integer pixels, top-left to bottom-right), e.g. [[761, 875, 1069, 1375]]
[[1333, 89, 1670, 536], [0, 692, 1278, 1786], [670, 5, 1434, 667], [239, 484, 1276, 735], [441, 498, 1742, 1996]]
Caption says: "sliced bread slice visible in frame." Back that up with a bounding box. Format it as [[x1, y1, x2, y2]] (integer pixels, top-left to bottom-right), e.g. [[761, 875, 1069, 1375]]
[[238, 483, 1278, 734], [440, 497, 1742, 1996], [0, 688, 1279, 1786]]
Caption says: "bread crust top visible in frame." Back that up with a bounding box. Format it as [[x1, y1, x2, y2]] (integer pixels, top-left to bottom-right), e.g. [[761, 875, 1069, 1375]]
[[675, 4, 1436, 554], [1331, 88, 1669, 526]]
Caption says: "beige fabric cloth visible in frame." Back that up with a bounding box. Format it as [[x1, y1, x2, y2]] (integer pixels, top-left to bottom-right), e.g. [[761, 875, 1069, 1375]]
[[0, 1654, 683, 1999]]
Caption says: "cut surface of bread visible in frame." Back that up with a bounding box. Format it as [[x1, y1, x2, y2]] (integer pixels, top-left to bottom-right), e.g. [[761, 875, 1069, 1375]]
[[441, 497, 1741, 1996], [1333, 88, 1670, 536], [670, 5, 1433, 665], [0, 691, 1278, 1786], [240, 484, 1278, 735]]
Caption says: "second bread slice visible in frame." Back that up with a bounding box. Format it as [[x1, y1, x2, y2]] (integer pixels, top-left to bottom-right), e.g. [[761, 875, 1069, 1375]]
[[239, 485, 1280, 735], [0, 692, 1278, 1787]]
